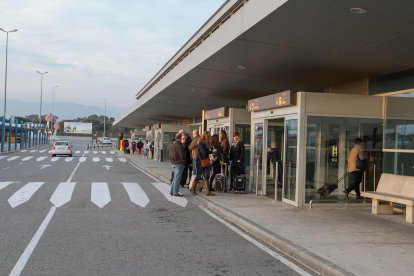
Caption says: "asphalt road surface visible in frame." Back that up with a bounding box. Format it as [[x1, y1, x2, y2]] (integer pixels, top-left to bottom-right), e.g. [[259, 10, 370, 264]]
[[0, 138, 310, 275]]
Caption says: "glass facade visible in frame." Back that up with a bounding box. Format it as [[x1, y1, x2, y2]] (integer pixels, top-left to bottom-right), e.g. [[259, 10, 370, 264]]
[[253, 123, 263, 193], [305, 116, 383, 202], [384, 93, 414, 176], [284, 119, 297, 202]]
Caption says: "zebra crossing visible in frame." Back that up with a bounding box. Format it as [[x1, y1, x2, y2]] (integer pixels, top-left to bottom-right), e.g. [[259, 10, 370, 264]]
[[0, 181, 188, 209], [0, 155, 127, 164]]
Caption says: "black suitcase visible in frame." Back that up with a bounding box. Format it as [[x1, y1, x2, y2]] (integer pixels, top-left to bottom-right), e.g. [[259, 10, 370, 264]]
[[233, 175, 246, 192], [317, 172, 348, 199], [126, 148, 131, 154]]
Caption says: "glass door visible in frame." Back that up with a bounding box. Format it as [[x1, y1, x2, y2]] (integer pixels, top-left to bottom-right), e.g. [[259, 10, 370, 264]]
[[265, 119, 284, 200], [283, 118, 298, 203], [253, 122, 264, 194]]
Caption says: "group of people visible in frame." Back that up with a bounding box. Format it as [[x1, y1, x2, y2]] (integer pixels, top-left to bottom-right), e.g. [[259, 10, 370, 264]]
[[168, 129, 245, 197], [121, 138, 154, 158]]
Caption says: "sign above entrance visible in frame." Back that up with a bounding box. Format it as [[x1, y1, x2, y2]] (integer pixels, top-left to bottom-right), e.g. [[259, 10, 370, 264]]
[[248, 90, 294, 112], [205, 107, 228, 120]]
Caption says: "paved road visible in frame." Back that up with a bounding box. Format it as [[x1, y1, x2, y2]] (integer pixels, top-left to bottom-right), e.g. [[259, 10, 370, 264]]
[[0, 138, 310, 275]]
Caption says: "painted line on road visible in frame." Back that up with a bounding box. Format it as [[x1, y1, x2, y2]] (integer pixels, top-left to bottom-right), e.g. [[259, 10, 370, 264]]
[[9, 206, 56, 276], [39, 149, 48, 153], [102, 151, 106, 154], [51, 157, 60, 162], [128, 162, 160, 183], [152, 182, 187, 207], [20, 150, 28, 153], [93, 151, 98, 154], [122, 182, 150, 208], [7, 156, 21, 161], [79, 157, 87, 162], [8, 182, 45, 208], [0, 156, 6, 160], [105, 157, 113, 163], [0, 181, 14, 191], [75, 151, 81, 154], [50, 182, 76, 207], [36, 156, 47, 162], [91, 182, 111, 208], [93, 157, 100, 162], [65, 157, 74, 162], [29, 150, 37, 153], [200, 206, 312, 276], [118, 157, 127, 163], [21, 156, 33, 162]]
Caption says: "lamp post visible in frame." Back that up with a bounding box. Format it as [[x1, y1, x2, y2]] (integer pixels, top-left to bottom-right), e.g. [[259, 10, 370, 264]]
[[103, 98, 106, 137], [36, 71, 48, 126], [52, 85, 58, 116], [0, 28, 17, 152]]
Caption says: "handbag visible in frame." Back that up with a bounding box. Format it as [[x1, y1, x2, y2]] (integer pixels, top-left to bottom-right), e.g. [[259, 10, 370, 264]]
[[200, 157, 211, 168], [356, 155, 368, 171]]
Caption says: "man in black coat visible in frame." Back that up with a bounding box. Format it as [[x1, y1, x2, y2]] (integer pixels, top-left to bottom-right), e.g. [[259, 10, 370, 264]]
[[229, 132, 245, 191]]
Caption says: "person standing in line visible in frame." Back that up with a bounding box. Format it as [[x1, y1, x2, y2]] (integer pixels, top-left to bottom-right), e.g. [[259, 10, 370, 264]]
[[220, 130, 230, 191], [344, 138, 365, 200], [178, 130, 192, 188], [131, 140, 136, 154], [229, 132, 245, 191], [188, 129, 202, 195], [169, 133, 186, 197], [198, 131, 214, 196], [136, 139, 144, 155], [209, 134, 222, 192]]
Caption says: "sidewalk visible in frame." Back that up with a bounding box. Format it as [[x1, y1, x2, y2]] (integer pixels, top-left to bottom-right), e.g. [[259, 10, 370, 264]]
[[124, 152, 414, 276]]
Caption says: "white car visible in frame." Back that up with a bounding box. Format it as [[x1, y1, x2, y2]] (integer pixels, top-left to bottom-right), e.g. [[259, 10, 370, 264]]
[[102, 137, 112, 144], [51, 141, 73, 157]]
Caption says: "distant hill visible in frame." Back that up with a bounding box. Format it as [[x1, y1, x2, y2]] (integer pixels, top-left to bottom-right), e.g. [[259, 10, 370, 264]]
[[5, 99, 122, 120]]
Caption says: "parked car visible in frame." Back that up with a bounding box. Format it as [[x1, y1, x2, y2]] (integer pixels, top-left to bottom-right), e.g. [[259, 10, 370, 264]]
[[51, 140, 72, 157], [102, 137, 112, 144]]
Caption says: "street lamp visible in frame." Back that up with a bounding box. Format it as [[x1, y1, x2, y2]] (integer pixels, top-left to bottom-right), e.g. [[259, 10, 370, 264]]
[[0, 28, 17, 119], [52, 85, 58, 116], [103, 98, 106, 137], [36, 71, 48, 126], [0, 28, 17, 152]]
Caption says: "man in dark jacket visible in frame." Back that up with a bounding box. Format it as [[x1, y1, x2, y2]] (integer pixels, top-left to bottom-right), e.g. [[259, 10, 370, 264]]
[[230, 132, 245, 190], [169, 133, 186, 196]]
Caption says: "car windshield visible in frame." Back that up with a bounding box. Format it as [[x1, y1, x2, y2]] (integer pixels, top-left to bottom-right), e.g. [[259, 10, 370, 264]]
[[55, 141, 69, 146]]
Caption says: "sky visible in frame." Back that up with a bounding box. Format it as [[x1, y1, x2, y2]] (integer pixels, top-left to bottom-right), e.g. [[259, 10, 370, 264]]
[[0, 0, 224, 117]]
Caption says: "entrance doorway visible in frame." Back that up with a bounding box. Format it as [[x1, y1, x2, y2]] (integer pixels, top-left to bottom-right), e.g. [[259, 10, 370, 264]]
[[252, 116, 298, 204]]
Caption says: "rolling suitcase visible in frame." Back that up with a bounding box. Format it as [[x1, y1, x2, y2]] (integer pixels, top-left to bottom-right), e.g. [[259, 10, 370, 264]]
[[233, 175, 246, 192], [317, 172, 348, 199], [214, 163, 227, 192]]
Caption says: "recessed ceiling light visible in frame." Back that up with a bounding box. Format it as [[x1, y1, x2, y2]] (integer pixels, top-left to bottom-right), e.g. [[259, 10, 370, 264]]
[[236, 65, 247, 70], [350, 7, 367, 14]]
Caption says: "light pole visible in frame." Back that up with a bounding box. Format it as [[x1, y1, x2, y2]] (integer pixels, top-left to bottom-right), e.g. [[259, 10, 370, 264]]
[[36, 71, 48, 126], [103, 98, 106, 137], [0, 28, 17, 152], [52, 85, 58, 116]]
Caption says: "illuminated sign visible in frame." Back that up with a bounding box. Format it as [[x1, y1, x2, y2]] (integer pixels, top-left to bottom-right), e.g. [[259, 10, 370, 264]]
[[248, 90, 294, 112], [205, 107, 227, 120]]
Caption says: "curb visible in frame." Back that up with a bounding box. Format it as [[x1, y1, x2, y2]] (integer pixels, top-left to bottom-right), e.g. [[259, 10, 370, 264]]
[[124, 154, 352, 276]]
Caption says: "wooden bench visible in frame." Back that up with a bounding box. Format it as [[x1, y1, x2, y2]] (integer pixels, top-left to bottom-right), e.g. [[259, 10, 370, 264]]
[[361, 173, 414, 223]]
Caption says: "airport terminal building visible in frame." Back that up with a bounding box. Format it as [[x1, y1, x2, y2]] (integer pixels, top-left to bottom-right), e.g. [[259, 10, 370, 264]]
[[115, 0, 414, 207]]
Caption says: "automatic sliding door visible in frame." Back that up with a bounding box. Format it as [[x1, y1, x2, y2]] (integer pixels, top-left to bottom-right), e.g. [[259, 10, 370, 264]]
[[284, 119, 298, 202]]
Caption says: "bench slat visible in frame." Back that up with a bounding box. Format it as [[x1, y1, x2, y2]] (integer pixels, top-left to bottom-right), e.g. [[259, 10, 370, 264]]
[[362, 191, 414, 206]]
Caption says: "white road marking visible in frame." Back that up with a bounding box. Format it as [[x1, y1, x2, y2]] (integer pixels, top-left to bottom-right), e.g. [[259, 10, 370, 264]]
[[91, 182, 111, 208], [0, 156, 6, 160], [50, 182, 76, 207], [40, 165, 51, 170], [2, 167, 10, 170], [105, 157, 113, 163], [39, 149, 48, 153], [65, 157, 74, 162], [118, 157, 127, 163], [36, 156, 47, 162], [8, 182, 45, 208], [93, 157, 100, 162], [22, 156, 33, 161], [93, 151, 98, 154], [102, 151, 106, 154], [7, 156, 21, 161], [151, 182, 187, 207], [84, 151, 89, 154], [9, 206, 56, 276], [20, 150, 28, 152], [51, 157, 60, 162], [75, 151, 81, 154], [122, 182, 150, 208], [29, 150, 37, 153], [0, 181, 13, 191], [128, 162, 160, 182], [110, 151, 115, 154], [102, 165, 111, 170], [79, 157, 87, 162], [200, 206, 312, 276]]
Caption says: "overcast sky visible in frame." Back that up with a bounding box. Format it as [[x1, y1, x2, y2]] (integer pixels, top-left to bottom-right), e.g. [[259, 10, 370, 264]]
[[0, 0, 224, 117]]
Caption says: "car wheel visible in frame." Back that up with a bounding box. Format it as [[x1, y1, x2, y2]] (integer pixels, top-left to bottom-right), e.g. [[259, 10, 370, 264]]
[[52, 154, 56, 157], [69, 154, 72, 157]]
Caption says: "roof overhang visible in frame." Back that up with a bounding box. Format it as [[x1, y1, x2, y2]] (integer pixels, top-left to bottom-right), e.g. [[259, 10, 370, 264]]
[[115, 0, 414, 128]]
